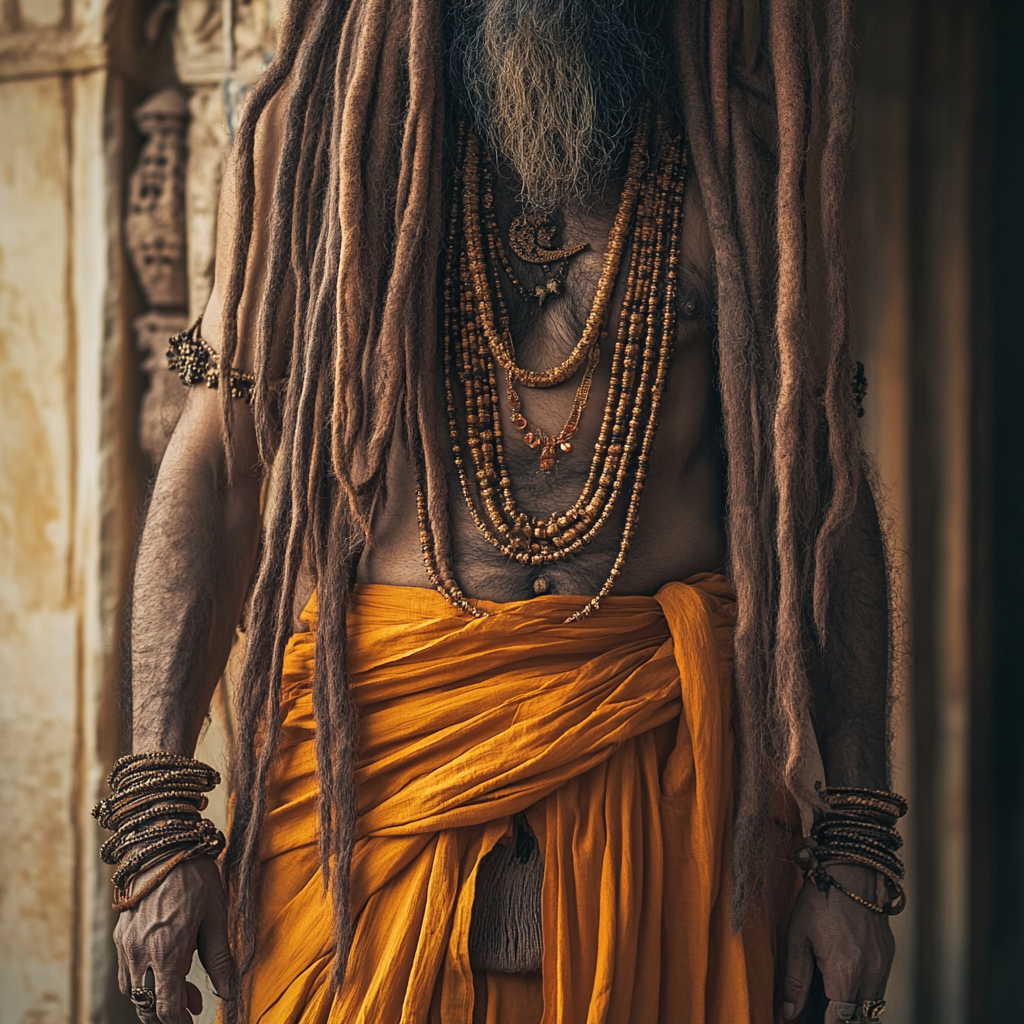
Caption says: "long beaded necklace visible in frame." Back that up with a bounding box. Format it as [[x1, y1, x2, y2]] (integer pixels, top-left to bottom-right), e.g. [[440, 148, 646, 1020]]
[[467, 125, 645, 468], [416, 109, 689, 621]]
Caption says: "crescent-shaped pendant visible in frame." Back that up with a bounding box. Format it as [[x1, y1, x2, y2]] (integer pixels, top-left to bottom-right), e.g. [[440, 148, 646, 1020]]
[[509, 213, 588, 264]]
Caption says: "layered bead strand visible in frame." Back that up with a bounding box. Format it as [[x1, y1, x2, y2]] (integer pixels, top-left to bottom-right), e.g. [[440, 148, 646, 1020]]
[[417, 110, 689, 620]]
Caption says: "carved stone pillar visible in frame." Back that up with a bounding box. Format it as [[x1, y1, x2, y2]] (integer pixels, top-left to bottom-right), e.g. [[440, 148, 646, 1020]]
[[126, 89, 188, 308], [125, 88, 190, 465]]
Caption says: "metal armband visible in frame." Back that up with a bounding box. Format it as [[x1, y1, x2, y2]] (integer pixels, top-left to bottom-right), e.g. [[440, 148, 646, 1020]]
[[166, 316, 256, 403]]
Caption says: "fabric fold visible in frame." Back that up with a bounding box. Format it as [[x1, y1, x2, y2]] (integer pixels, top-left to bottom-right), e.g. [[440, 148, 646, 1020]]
[[248, 574, 796, 1024]]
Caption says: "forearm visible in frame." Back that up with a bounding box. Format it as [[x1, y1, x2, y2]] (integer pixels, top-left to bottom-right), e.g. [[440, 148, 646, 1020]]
[[129, 388, 262, 755], [783, 471, 897, 1020], [810, 468, 890, 789]]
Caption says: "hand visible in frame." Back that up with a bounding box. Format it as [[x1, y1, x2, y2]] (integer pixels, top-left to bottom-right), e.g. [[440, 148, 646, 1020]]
[[115, 857, 235, 1024], [782, 864, 894, 1023]]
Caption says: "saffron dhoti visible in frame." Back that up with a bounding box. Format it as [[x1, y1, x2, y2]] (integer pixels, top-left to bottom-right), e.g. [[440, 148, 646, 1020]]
[[249, 574, 793, 1023]]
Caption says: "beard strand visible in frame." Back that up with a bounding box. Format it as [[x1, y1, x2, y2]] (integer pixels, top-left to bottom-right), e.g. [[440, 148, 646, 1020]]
[[447, 0, 664, 210]]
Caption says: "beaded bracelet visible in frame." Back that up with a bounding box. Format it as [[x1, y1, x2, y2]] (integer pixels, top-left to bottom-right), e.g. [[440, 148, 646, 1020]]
[[794, 786, 908, 915], [109, 821, 224, 889], [93, 753, 226, 912]]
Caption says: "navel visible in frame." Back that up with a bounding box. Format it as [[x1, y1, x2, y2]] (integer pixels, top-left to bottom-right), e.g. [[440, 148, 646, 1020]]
[[532, 577, 549, 595]]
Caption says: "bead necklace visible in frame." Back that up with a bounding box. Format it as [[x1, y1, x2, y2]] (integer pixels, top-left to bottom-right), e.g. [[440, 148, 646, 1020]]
[[471, 133, 645, 468], [417, 110, 688, 621], [469, 132, 642, 387]]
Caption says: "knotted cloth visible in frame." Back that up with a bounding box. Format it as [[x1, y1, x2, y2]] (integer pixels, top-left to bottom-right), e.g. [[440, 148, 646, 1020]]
[[248, 574, 793, 1023]]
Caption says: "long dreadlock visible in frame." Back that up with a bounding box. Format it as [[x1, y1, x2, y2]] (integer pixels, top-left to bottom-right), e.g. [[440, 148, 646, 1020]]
[[220, 0, 861, 999]]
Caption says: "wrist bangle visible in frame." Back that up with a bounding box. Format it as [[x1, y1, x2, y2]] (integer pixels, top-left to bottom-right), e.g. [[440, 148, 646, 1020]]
[[794, 786, 909, 915], [93, 752, 226, 912]]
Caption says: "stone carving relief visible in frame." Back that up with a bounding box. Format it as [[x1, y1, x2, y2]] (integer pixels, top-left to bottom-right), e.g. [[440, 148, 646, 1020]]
[[173, 0, 225, 84], [124, 1, 281, 468], [126, 88, 189, 309], [125, 88, 190, 465]]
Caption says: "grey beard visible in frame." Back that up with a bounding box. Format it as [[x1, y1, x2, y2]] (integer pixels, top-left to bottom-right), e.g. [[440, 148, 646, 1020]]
[[447, 0, 663, 210]]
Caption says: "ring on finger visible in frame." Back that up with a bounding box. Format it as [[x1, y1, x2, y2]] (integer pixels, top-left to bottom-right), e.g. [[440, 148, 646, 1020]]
[[130, 966, 157, 1021], [130, 987, 155, 1019], [130, 988, 156, 1015], [861, 1000, 886, 1020]]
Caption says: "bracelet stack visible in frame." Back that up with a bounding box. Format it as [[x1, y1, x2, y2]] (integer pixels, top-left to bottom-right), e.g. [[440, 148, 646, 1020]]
[[794, 786, 908, 915], [92, 753, 226, 913]]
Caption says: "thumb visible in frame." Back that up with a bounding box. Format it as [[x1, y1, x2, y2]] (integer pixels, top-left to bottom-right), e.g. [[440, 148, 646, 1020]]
[[782, 931, 815, 1020], [197, 905, 236, 1001]]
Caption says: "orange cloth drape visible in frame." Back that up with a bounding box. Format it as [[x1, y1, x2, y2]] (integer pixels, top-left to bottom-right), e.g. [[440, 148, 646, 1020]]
[[249, 575, 787, 1023]]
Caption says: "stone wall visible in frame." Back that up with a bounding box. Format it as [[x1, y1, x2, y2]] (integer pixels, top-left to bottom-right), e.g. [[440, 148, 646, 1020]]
[[0, 0, 275, 1021], [0, 57, 135, 1024]]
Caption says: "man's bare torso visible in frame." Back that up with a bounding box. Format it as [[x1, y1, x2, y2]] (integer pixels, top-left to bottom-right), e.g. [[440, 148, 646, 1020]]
[[356, 162, 725, 602], [112, 4, 898, 1013]]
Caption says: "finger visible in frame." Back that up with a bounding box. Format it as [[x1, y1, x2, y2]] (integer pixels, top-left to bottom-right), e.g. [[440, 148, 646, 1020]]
[[856, 960, 892, 1003], [120, 932, 150, 1004], [781, 932, 815, 1019], [197, 901, 236, 999], [826, 999, 860, 1023], [153, 964, 190, 1024], [818, 939, 859, 1020], [856, 931, 895, 1002], [185, 981, 204, 1016], [125, 966, 160, 1024], [117, 945, 130, 996]]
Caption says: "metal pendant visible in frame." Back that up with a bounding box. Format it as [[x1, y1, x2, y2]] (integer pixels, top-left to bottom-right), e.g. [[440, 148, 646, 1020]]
[[509, 213, 588, 304]]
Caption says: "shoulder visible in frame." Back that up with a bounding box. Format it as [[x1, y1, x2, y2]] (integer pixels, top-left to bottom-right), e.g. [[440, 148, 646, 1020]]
[[199, 79, 296, 377]]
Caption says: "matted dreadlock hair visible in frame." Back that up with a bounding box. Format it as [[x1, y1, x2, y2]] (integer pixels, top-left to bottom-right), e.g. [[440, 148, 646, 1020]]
[[220, 0, 860, 997]]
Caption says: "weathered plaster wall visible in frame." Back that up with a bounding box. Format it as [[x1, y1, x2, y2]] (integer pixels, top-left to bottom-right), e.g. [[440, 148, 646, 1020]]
[[0, 0, 276, 1019], [0, 0, 154, 1019], [0, 65, 125, 1024], [0, 73, 80, 1024]]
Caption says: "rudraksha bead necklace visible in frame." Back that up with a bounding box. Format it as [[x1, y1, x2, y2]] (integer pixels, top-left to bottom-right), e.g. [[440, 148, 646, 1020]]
[[466, 121, 646, 465], [416, 108, 689, 621]]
